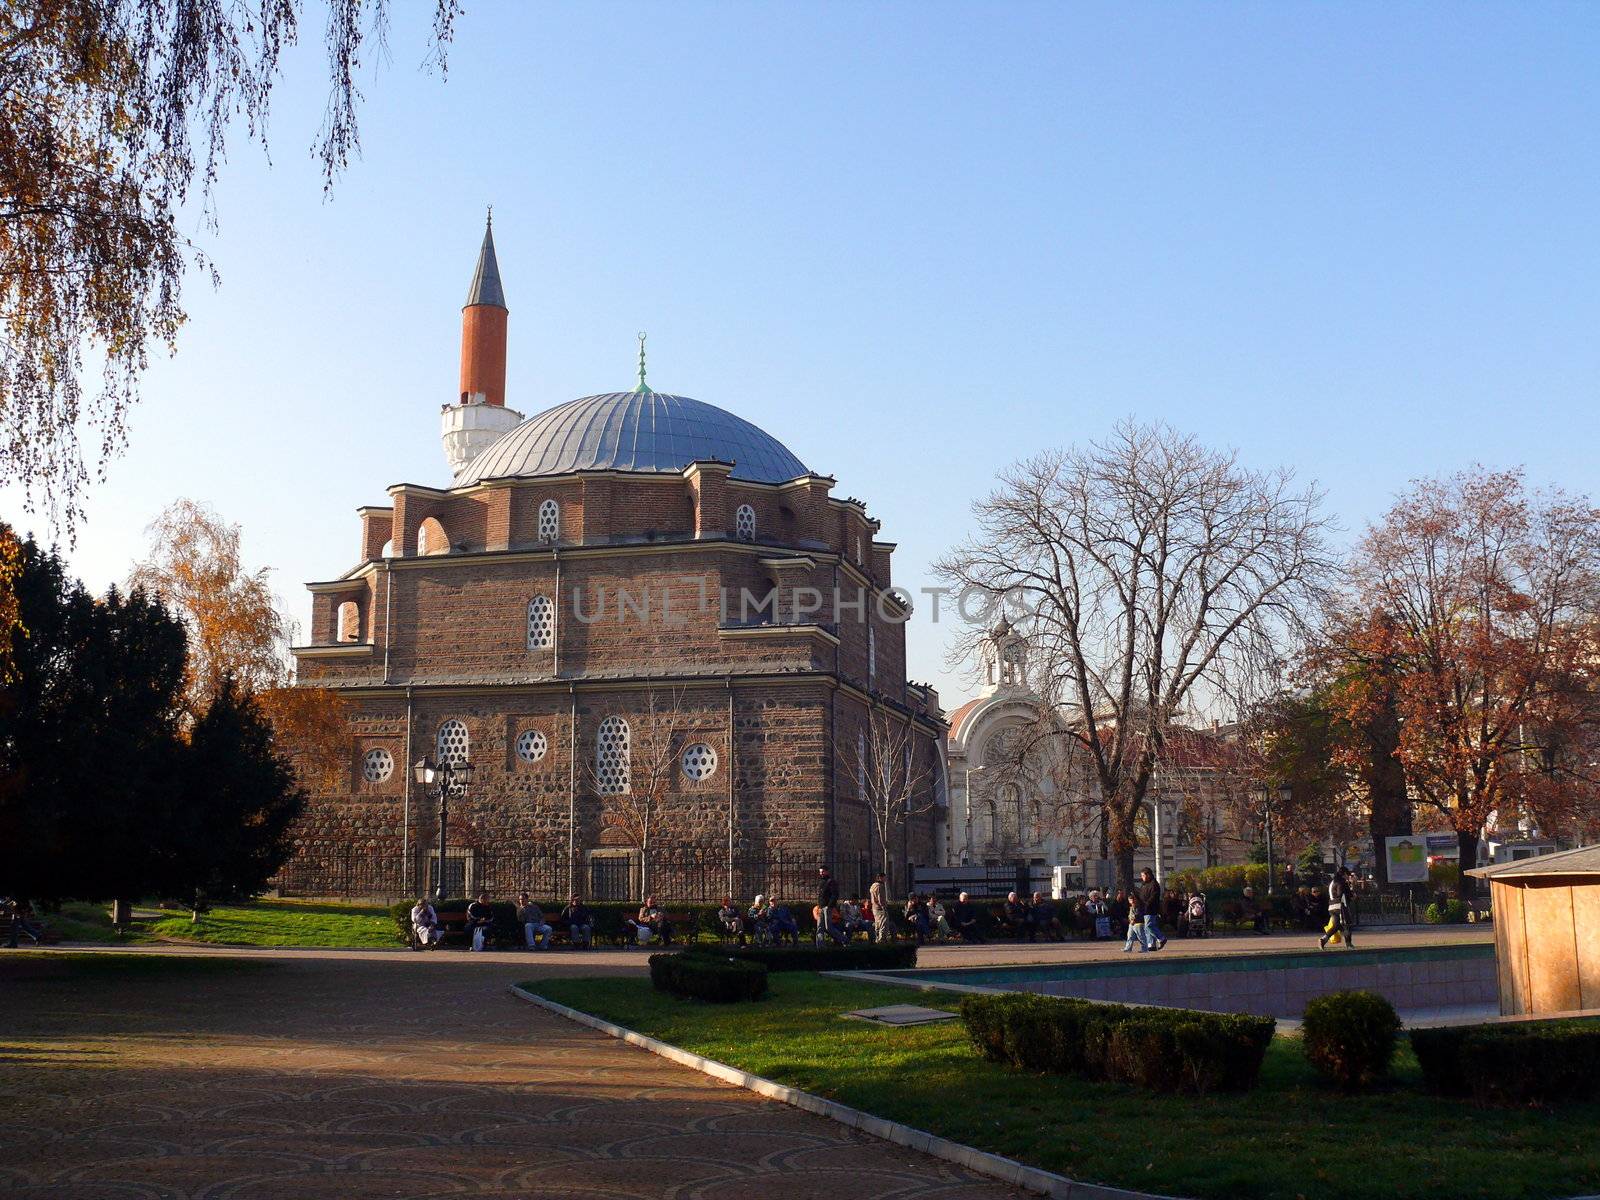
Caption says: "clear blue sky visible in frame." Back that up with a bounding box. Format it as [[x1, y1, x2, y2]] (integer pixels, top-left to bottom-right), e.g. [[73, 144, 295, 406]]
[[10, 2, 1599, 708]]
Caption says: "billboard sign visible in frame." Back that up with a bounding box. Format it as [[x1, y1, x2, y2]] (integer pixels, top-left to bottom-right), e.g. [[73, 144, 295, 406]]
[[1384, 836, 1429, 884]]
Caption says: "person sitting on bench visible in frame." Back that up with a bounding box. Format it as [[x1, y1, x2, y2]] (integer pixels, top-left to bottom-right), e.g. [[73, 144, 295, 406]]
[[767, 898, 800, 947], [1031, 892, 1063, 941], [949, 891, 985, 942], [1001, 891, 1035, 941], [517, 892, 552, 950], [627, 896, 672, 946], [561, 896, 594, 948], [410, 897, 442, 949], [717, 897, 746, 944], [466, 892, 495, 951]]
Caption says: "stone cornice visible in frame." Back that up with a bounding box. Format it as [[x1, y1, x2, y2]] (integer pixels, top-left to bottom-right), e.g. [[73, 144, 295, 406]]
[[291, 642, 376, 659], [718, 622, 840, 647]]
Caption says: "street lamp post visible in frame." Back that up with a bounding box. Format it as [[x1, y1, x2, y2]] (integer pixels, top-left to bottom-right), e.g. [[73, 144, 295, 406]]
[[414, 756, 474, 901], [1266, 782, 1290, 896]]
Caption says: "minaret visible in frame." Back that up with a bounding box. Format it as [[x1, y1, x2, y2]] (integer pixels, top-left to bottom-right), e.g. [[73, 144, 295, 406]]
[[441, 209, 524, 477]]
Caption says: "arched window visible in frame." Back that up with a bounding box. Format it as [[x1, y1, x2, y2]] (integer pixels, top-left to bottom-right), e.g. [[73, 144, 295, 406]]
[[436, 719, 469, 765], [337, 600, 361, 642], [734, 504, 756, 541], [417, 516, 449, 556], [596, 716, 630, 795], [973, 795, 996, 848], [527, 595, 555, 649], [538, 499, 560, 543], [867, 625, 876, 686], [999, 783, 1023, 845]]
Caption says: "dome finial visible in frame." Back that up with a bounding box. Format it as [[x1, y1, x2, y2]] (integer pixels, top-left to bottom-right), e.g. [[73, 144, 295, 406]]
[[635, 331, 652, 394]]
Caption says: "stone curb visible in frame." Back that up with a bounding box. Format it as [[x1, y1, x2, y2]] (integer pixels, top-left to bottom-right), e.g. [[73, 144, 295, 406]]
[[510, 983, 1185, 1200]]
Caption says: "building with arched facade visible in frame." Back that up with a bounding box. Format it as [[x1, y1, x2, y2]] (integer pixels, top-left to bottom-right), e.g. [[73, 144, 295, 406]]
[[942, 620, 1243, 887], [282, 217, 945, 902]]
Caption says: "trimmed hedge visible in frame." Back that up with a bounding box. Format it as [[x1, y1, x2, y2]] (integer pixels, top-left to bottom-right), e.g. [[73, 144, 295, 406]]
[[1423, 899, 1468, 925], [649, 952, 768, 1003], [1411, 1017, 1600, 1105], [960, 992, 1275, 1094], [685, 942, 917, 972], [1301, 990, 1402, 1090]]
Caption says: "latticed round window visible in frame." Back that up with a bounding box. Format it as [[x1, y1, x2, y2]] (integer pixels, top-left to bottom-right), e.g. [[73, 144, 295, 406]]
[[527, 595, 555, 649], [362, 748, 393, 783], [516, 729, 548, 764], [735, 504, 756, 542], [596, 715, 630, 795], [436, 719, 469, 765], [538, 498, 560, 543], [681, 742, 718, 781]]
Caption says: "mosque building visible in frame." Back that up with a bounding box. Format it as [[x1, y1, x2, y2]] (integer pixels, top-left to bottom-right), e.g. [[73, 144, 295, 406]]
[[284, 217, 946, 903]]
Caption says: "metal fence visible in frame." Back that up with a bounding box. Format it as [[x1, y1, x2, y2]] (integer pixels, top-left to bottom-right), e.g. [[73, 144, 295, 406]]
[[271, 841, 835, 906], [909, 862, 1032, 900]]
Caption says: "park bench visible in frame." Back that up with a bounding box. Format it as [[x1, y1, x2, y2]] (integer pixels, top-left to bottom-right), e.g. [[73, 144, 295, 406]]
[[623, 908, 694, 948]]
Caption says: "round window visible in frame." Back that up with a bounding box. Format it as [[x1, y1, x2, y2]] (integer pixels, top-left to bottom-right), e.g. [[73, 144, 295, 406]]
[[516, 729, 548, 764], [362, 748, 394, 783], [681, 742, 718, 781]]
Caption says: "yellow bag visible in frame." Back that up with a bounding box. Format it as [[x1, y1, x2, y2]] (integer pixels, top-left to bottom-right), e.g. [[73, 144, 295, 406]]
[[1323, 916, 1343, 945]]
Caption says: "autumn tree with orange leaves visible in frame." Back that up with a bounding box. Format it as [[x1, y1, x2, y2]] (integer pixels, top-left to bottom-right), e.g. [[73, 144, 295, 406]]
[[1345, 467, 1600, 894], [131, 499, 347, 789]]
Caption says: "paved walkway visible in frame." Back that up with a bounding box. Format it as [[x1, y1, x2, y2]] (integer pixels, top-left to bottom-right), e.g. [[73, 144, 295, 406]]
[[0, 951, 1023, 1200], [908, 923, 1491, 968]]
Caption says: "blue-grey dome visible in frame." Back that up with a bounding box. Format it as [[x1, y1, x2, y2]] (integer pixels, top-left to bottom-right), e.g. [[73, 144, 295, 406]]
[[456, 390, 811, 486]]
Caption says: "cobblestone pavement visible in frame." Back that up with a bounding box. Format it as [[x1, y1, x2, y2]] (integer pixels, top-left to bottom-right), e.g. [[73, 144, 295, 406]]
[[0, 952, 1025, 1200]]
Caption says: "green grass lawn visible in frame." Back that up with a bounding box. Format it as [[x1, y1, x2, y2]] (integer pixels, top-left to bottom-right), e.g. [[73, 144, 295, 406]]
[[142, 900, 398, 947], [527, 973, 1600, 1200], [35, 899, 400, 949]]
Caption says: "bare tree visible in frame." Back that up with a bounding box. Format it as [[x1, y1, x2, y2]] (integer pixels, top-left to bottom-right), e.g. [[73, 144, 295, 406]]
[[589, 688, 691, 899], [842, 706, 935, 886], [937, 421, 1334, 890]]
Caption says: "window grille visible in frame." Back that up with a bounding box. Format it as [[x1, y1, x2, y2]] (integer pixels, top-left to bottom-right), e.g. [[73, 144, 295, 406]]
[[538, 499, 560, 542], [516, 729, 548, 764], [362, 748, 393, 782], [682, 742, 718, 780], [596, 716, 631, 795], [527, 595, 555, 649]]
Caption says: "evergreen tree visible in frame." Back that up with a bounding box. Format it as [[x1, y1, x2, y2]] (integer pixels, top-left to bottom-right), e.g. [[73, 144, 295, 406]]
[[0, 533, 302, 906], [163, 679, 304, 912], [0, 536, 186, 901]]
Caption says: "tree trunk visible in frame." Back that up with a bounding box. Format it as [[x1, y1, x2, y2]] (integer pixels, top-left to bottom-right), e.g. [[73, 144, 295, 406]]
[[1361, 691, 1410, 889], [110, 899, 131, 930], [1456, 828, 1480, 899]]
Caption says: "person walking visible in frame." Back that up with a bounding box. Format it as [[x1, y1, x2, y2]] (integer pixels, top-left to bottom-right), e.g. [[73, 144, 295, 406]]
[[1320, 866, 1355, 949], [1136, 868, 1166, 950], [815, 867, 845, 946], [1122, 888, 1147, 952], [869, 872, 892, 943]]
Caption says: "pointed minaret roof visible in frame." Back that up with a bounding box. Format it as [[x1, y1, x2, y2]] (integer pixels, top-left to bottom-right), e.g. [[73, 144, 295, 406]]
[[464, 208, 507, 309]]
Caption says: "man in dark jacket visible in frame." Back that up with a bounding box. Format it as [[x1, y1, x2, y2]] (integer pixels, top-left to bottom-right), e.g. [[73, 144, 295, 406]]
[[1002, 891, 1035, 941], [949, 891, 985, 942], [1136, 869, 1166, 950], [466, 892, 495, 952], [815, 867, 845, 945]]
